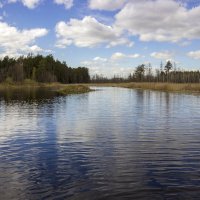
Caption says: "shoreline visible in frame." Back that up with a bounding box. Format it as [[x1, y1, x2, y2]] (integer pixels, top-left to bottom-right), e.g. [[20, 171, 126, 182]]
[[88, 82, 200, 94], [0, 82, 92, 95], [1, 82, 200, 94]]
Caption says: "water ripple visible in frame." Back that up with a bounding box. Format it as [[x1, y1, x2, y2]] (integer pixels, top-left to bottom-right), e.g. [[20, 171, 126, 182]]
[[0, 87, 200, 199]]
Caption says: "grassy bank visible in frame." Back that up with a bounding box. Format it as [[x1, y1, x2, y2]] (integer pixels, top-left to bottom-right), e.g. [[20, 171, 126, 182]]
[[57, 85, 92, 95], [89, 82, 200, 93], [1, 81, 200, 94], [0, 80, 92, 95]]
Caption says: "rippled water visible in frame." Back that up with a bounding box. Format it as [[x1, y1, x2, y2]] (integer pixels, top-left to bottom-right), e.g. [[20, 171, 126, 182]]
[[0, 87, 200, 200]]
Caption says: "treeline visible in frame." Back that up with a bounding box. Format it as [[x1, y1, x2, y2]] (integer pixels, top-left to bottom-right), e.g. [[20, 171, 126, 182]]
[[1, 56, 199, 84], [0, 54, 90, 83], [91, 61, 200, 83], [91, 74, 127, 83]]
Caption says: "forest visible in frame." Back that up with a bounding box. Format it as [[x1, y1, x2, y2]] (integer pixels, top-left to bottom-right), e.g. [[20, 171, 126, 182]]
[[0, 55, 200, 85], [91, 61, 200, 83], [0, 54, 90, 84]]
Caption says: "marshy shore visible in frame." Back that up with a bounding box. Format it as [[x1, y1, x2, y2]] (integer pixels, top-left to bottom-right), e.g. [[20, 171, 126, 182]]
[[89, 82, 200, 93], [1, 81, 200, 95], [0, 81, 92, 95]]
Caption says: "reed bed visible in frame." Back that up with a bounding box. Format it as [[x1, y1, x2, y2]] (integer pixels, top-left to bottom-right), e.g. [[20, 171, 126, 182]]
[[90, 82, 200, 93]]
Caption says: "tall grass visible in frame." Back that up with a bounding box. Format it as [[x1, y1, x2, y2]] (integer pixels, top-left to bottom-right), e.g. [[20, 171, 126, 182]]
[[0, 81, 92, 95], [121, 82, 200, 92], [90, 82, 200, 93]]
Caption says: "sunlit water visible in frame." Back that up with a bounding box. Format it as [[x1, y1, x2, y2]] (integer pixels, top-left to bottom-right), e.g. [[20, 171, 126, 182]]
[[0, 87, 200, 200]]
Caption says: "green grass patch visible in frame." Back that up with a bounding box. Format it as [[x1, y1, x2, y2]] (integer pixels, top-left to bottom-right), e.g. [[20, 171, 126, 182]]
[[57, 85, 92, 95]]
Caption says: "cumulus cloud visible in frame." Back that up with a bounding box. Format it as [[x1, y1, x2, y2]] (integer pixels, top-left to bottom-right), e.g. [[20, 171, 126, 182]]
[[54, 0, 73, 9], [89, 0, 200, 11], [89, 0, 126, 11], [55, 16, 132, 48], [8, 0, 41, 9], [187, 50, 200, 59], [111, 52, 140, 60], [115, 0, 200, 42], [0, 22, 48, 57], [151, 51, 173, 60]]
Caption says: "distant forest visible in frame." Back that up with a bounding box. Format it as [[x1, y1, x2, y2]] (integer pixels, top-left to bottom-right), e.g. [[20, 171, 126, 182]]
[[0, 54, 90, 83], [0, 55, 200, 84], [92, 61, 200, 83]]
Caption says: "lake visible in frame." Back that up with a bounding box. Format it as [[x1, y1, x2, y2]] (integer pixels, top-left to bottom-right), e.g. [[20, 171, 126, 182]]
[[0, 87, 200, 200]]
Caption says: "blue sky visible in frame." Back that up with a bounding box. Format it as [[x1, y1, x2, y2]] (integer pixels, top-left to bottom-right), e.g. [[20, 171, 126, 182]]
[[0, 0, 200, 76]]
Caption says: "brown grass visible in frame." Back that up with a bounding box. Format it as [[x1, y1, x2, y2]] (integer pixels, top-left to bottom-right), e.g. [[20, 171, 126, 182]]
[[0, 81, 92, 95], [1, 81, 200, 94], [88, 82, 200, 93]]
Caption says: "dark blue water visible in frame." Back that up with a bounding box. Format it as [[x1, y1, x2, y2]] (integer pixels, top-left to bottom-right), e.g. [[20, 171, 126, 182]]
[[0, 87, 200, 200]]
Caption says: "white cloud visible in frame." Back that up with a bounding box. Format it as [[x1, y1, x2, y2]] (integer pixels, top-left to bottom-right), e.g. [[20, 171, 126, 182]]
[[111, 52, 140, 60], [89, 0, 126, 11], [151, 51, 173, 60], [8, 0, 74, 9], [82, 57, 133, 78], [55, 16, 132, 48], [187, 50, 200, 59], [22, 0, 41, 8], [0, 22, 48, 58], [107, 38, 134, 48], [115, 0, 200, 42], [82, 52, 140, 65], [81, 52, 140, 77], [82, 56, 108, 66], [93, 56, 107, 62], [89, 65, 133, 78], [111, 52, 126, 60], [54, 0, 73, 9], [8, 0, 41, 9]]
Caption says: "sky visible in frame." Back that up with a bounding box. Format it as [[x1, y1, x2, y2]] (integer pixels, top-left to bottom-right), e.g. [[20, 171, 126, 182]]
[[0, 0, 200, 77]]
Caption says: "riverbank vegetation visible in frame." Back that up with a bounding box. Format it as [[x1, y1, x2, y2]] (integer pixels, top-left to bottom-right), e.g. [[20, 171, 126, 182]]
[[0, 81, 92, 95], [91, 61, 200, 84], [1, 55, 200, 94], [90, 82, 200, 93], [90, 60, 200, 93]]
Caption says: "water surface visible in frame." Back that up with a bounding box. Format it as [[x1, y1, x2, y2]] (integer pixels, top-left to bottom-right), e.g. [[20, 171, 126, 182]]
[[0, 87, 200, 199]]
